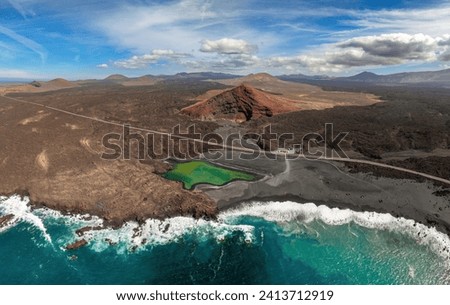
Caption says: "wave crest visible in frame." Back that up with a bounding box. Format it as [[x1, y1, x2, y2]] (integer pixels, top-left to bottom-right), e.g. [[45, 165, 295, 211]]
[[220, 201, 450, 259], [0, 195, 52, 243], [2, 196, 450, 259]]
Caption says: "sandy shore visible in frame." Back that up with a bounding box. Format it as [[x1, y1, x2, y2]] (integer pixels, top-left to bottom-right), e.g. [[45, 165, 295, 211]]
[[197, 153, 450, 235]]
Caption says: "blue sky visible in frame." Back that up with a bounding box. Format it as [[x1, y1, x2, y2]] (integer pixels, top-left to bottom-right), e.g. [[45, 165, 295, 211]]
[[1, 0, 450, 80]]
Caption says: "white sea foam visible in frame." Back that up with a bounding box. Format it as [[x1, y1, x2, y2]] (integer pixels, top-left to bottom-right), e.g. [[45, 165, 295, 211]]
[[0, 195, 52, 243], [0, 195, 254, 252], [34, 207, 103, 228], [220, 200, 450, 260], [2, 195, 450, 259], [83, 217, 255, 253]]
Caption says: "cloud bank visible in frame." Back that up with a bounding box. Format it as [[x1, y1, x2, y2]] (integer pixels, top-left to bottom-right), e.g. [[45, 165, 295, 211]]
[[200, 38, 257, 55], [107, 33, 450, 73], [114, 49, 189, 69], [4, 0, 450, 76], [269, 33, 450, 73]]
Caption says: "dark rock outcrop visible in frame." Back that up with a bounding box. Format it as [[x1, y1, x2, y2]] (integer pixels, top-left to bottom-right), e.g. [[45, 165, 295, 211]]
[[30, 81, 42, 87], [0, 214, 14, 228], [65, 239, 88, 250], [75, 226, 103, 237]]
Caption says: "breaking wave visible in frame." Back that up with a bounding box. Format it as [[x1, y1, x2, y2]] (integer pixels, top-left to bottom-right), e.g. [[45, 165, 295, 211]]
[[0, 195, 254, 253], [1, 195, 450, 260], [220, 201, 450, 260], [0, 195, 52, 243]]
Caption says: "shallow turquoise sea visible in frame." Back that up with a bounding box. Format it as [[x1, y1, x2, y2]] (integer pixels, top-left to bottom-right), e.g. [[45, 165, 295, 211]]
[[1, 196, 449, 284]]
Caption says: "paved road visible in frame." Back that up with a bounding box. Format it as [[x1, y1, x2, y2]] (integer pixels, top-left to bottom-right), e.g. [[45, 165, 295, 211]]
[[2, 94, 449, 186]]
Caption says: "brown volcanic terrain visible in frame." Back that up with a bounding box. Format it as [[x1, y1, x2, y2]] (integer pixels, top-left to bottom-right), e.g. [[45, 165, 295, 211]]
[[261, 82, 450, 161], [181, 84, 303, 122], [0, 81, 221, 226], [0, 75, 449, 230], [0, 78, 78, 95], [121, 76, 162, 87], [0, 74, 162, 96], [105, 74, 128, 81], [104, 74, 162, 87]]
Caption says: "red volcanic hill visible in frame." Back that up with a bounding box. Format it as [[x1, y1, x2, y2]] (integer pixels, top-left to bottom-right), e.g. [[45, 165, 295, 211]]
[[180, 84, 302, 122]]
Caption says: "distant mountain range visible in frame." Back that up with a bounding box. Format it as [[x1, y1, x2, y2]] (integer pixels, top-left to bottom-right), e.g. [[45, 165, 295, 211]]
[[340, 69, 450, 86], [95, 72, 241, 86], [3, 68, 449, 88], [138, 68, 450, 87], [161, 72, 240, 80], [280, 69, 450, 88]]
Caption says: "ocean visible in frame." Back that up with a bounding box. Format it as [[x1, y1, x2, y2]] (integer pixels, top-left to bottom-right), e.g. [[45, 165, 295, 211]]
[[1, 195, 449, 285]]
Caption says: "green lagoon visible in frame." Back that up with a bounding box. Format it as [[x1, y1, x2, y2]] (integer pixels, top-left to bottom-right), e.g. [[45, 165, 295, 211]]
[[163, 161, 254, 189]]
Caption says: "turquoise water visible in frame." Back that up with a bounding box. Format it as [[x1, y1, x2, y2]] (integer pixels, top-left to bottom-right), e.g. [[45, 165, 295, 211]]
[[1, 196, 449, 284]]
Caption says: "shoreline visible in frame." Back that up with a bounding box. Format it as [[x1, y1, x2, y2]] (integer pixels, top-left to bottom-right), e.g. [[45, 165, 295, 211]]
[[2, 192, 450, 261], [197, 155, 450, 236], [1, 155, 449, 237]]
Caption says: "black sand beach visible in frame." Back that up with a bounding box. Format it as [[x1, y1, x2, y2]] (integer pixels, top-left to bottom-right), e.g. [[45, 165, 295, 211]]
[[197, 154, 450, 235]]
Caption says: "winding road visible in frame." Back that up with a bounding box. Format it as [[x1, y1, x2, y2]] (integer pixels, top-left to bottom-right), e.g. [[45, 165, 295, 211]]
[[1, 94, 449, 186]]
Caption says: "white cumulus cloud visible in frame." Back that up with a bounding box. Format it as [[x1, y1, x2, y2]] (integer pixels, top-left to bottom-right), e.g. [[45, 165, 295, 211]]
[[338, 33, 437, 61], [96, 63, 108, 69], [200, 38, 257, 55], [269, 33, 448, 73], [185, 54, 261, 71], [114, 49, 189, 69]]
